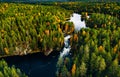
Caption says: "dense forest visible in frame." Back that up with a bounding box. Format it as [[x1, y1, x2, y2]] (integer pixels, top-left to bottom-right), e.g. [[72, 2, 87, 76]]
[[57, 14, 120, 77], [0, 3, 74, 56], [56, 2, 120, 77], [0, 1, 120, 77], [0, 59, 27, 77], [0, 0, 120, 2]]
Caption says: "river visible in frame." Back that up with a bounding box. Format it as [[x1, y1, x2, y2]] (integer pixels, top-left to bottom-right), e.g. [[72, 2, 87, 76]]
[[3, 13, 86, 77]]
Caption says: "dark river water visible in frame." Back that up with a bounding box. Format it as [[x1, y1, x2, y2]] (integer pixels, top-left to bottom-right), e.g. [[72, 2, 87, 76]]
[[4, 51, 59, 77], [0, 13, 86, 77]]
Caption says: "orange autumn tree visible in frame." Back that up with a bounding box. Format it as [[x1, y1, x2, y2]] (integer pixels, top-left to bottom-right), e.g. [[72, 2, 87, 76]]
[[73, 34, 78, 42], [71, 64, 76, 76]]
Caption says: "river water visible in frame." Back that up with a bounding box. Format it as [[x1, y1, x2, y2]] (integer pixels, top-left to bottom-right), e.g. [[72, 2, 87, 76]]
[[3, 13, 86, 77], [69, 13, 86, 31]]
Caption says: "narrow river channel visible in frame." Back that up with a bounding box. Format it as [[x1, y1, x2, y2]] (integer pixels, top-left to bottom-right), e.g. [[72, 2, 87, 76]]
[[2, 13, 86, 77]]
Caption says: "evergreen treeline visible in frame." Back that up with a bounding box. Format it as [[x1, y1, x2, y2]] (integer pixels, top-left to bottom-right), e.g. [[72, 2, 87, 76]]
[[57, 2, 120, 19], [0, 59, 27, 77], [0, 0, 119, 2]]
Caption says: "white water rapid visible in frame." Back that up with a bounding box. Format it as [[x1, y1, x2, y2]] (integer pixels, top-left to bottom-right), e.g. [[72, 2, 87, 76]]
[[60, 35, 71, 58], [69, 13, 86, 31], [59, 13, 86, 58]]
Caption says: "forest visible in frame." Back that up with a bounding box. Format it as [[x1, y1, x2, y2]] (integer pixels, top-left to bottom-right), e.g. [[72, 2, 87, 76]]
[[0, 3, 75, 56], [1, 0, 119, 2], [56, 2, 120, 77], [58, 14, 120, 76], [0, 1, 120, 77]]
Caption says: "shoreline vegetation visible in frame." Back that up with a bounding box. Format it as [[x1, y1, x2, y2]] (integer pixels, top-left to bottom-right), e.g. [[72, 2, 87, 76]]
[[0, 59, 27, 77], [0, 1, 120, 77]]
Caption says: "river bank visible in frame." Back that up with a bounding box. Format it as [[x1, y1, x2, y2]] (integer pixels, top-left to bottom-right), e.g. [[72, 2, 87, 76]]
[[0, 13, 84, 77]]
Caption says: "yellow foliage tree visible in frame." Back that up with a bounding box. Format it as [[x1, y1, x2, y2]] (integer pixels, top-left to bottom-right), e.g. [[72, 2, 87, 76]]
[[4, 48, 9, 54], [44, 30, 49, 36], [82, 31, 86, 36], [113, 45, 118, 53], [98, 45, 104, 52], [71, 64, 76, 76]]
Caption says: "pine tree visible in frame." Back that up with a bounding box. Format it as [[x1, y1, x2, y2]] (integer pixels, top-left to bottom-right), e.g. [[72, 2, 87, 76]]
[[79, 62, 87, 77]]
